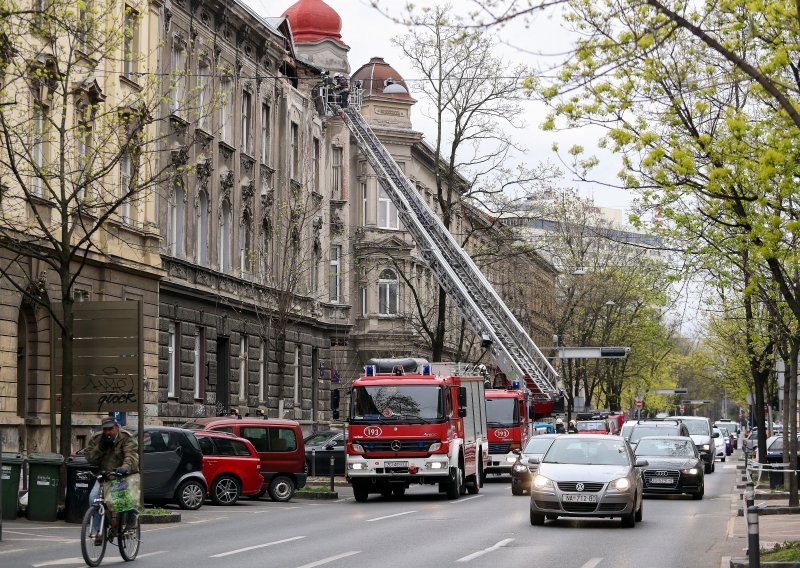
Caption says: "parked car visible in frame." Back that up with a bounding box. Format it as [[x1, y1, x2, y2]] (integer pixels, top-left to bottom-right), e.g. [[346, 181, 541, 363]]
[[528, 435, 645, 528], [669, 416, 717, 474], [304, 430, 344, 476], [142, 426, 207, 510], [510, 434, 558, 495], [712, 427, 727, 462], [627, 420, 690, 449], [754, 434, 800, 463], [184, 418, 307, 502], [194, 431, 263, 505], [634, 436, 705, 499]]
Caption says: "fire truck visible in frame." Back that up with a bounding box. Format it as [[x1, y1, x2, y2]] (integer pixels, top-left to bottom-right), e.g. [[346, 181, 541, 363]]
[[335, 358, 489, 501], [485, 388, 531, 474]]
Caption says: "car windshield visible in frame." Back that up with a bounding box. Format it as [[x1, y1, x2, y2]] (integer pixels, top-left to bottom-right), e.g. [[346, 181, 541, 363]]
[[350, 385, 444, 422], [621, 424, 635, 440], [577, 421, 606, 432], [630, 426, 675, 444], [523, 437, 555, 454], [635, 439, 696, 457], [683, 420, 710, 435], [305, 433, 337, 445], [485, 397, 519, 426], [543, 438, 630, 466]]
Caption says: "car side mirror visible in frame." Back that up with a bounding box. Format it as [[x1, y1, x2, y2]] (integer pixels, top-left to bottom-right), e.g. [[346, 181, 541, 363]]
[[527, 456, 540, 465], [712, 431, 720, 438], [635, 458, 648, 467], [325, 442, 336, 450]]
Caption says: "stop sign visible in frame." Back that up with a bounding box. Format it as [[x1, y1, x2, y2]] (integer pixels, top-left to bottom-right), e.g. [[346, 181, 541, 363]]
[[635, 400, 643, 409]]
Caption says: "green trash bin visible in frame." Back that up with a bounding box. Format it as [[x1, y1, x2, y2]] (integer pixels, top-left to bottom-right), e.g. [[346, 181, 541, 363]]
[[1, 452, 23, 520], [26, 452, 64, 522]]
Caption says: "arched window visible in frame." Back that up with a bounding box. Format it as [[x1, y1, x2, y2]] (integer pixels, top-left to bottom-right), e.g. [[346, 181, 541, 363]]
[[378, 268, 398, 315], [197, 190, 208, 266], [169, 178, 185, 257], [240, 213, 253, 274], [220, 198, 231, 272]]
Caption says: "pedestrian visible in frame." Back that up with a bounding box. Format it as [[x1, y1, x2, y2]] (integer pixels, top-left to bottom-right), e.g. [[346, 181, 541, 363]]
[[85, 416, 139, 544], [555, 418, 566, 434], [567, 420, 578, 434]]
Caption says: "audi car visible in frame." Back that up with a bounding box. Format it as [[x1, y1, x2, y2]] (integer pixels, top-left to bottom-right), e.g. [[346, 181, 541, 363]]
[[510, 434, 558, 495], [528, 435, 645, 528], [633, 436, 704, 500]]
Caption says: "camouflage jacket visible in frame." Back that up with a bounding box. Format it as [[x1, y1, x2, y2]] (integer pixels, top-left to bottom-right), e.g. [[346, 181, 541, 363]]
[[85, 430, 139, 474]]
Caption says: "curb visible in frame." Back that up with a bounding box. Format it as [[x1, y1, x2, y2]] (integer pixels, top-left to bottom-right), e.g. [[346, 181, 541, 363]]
[[294, 491, 338, 500], [731, 559, 800, 568], [140, 511, 181, 524], [737, 506, 800, 516]]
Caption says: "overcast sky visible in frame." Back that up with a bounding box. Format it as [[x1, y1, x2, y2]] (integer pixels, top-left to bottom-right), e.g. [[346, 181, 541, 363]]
[[246, 0, 633, 214]]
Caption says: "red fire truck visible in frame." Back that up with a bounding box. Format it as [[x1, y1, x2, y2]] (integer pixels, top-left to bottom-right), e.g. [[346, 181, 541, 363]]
[[485, 388, 531, 475], [335, 359, 489, 502]]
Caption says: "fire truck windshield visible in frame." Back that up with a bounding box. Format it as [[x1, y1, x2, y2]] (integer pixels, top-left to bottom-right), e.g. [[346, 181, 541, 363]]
[[350, 385, 444, 423], [485, 397, 519, 427]]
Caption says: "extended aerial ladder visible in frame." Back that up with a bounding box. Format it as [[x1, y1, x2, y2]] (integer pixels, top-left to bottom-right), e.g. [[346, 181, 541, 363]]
[[322, 80, 559, 400]]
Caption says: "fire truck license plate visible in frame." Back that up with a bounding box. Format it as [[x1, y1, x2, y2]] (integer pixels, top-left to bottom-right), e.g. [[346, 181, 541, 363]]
[[386, 461, 408, 468], [562, 493, 597, 503]]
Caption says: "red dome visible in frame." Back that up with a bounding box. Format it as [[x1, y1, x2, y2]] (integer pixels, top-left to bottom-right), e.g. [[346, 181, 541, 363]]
[[282, 0, 344, 45], [351, 57, 415, 102]]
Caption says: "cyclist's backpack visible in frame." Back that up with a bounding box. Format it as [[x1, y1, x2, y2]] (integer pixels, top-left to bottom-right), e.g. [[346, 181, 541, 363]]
[[104, 474, 141, 512]]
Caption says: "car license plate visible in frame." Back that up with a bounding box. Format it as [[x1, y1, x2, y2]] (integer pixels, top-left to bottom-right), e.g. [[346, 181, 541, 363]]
[[562, 493, 597, 503], [385, 461, 408, 468], [649, 478, 673, 484]]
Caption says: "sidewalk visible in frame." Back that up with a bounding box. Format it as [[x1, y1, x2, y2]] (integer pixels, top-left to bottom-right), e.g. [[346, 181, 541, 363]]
[[727, 454, 800, 565]]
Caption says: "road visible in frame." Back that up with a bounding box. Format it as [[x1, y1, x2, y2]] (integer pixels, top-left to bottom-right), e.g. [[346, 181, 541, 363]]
[[2, 462, 742, 568]]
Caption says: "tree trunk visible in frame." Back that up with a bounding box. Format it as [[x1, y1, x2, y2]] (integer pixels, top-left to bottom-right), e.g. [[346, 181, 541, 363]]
[[431, 286, 447, 361], [58, 288, 74, 458], [754, 374, 768, 464], [788, 339, 799, 506]]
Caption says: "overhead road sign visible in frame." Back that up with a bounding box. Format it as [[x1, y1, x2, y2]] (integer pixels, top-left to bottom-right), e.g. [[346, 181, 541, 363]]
[[654, 388, 689, 395], [681, 400, 712, 405], [558, 346, 631, 359]]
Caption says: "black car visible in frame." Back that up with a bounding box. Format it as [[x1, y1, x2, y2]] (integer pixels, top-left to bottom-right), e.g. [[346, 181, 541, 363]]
[[142, 426, 207, 510], [510, 434, 558, 495], [304, 430, 344, 476], [634, 436, 705, 500]]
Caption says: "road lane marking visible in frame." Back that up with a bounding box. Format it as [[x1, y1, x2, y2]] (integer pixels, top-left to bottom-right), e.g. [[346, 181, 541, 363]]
[[579, 559, 603, 568], [33, 551, 167, 566], [295, 551, 360, 568], [449, 495, 485, 504], [727, 517, 735, 538], [457, 538, 514, 562], [720, 557, 731, 568], [723, 465, 737, 469], [365, 510, 417, 522], [0, 549, 25, 555], [210, 536, 306, 558]]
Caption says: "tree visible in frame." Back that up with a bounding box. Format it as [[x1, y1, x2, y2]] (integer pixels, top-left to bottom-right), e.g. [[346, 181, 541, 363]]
[[392, 4, 541, 361], [0, 0, 174, 455]]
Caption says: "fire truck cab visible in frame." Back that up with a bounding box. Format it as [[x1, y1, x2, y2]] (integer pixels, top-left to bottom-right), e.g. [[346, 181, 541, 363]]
[[485, 388, 531, 474]]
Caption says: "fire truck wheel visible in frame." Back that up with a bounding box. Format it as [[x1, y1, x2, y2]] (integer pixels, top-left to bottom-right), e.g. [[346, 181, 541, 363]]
[[353, 481, 369, 502], [391, 487, 405, 498], [446, 466, 462, 499], [380, 486, 392, 499]]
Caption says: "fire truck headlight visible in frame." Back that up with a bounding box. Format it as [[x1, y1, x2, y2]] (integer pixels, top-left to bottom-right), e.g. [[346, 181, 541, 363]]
[[428, 442, 442, 452], [506, 455, 518, 463], [351, 443, 365, 454], [348, 462, 367, 471], [425, 460, 448, 469]]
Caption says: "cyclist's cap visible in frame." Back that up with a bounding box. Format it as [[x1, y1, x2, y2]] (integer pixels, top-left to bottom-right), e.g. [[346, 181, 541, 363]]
[[100, 416, 117, 428]]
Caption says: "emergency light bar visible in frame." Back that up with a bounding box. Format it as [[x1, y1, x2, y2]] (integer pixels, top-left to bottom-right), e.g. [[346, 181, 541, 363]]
[[365, 365, 376, 376]]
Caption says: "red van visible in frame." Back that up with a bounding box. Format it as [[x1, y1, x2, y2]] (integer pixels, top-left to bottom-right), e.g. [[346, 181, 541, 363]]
[[194, 431, 263, 505], [185, 418, 307, 502]]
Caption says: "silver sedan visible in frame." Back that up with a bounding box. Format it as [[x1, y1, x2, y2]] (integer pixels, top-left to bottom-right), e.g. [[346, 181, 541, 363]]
[[528, 434, 646, 527]]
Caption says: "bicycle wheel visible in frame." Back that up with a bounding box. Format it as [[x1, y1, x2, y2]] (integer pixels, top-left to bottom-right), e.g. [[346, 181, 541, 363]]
[[80, 504, 107, 567], [118, 511, 141, 561]]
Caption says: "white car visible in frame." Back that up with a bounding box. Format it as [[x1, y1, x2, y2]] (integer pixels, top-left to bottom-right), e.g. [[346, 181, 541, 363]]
[[712, 427, 726, 462]]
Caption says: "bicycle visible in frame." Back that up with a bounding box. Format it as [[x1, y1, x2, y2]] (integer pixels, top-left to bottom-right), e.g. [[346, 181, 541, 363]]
[[80, 470, 141, 566]]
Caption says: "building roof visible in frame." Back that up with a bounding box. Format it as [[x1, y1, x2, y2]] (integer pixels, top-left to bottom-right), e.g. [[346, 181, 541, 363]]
[[282, 0, 345, 45], [351, 57, 416, 102]]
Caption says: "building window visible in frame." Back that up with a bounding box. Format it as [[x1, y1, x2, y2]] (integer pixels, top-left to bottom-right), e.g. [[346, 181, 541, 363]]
[[240, 213, 252, 275], [170, 40, 186, 116], [378, 268, 399, 315], [329, 245, 341, 303], [77, 2, 91, 52], [75, 101, 91, 202], [293, 344, 300, 405], [31, 105, 45, 196], [194, 327, 205, 400], [378, 186, 398, 229], [311, 247, 320, 294], [197, 190, 208, 266], [260, 102, 270, 164], [169, 178, 185, 256], [313, 138, 320, 192], [239, 334, 248, 402], [361, 286, 367, 316], [120, 152, 133, 223], [331, 147, 342, 198], [220, 198, 232, 272], [259, 341, 266, 402], [123, 7, 138, 79], [290, 122, 299, 180], [261, 219, 272, 282], [241, 91, 252, 154], [361, 182, 367, 225], [220, 78, 233, 144], [197, 60, 210, 131], [168, 322, 178, 398]]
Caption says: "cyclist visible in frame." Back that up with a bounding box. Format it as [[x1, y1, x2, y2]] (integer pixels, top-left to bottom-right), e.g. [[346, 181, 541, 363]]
[[85, 416, 139, 545]]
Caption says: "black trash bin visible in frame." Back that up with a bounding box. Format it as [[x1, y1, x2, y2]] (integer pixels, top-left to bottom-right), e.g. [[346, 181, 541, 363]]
[[26, 452, 64, 522], [64, 455, 96, 524], [1, 452, 24, 520], [767, 463, 789, 490]]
